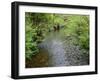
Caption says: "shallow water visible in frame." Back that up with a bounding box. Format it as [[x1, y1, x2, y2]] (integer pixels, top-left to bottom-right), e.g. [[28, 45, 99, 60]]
[[26, 30, 89, 68], [38, 30, 89, 67]]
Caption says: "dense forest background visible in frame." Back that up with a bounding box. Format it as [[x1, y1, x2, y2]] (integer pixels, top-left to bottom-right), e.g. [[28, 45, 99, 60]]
[[25, 12, 89, 67]]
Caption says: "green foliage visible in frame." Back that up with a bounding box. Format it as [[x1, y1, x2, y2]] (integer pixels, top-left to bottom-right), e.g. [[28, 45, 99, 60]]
[[63, 15, 89, 49], [25, 13, 39, 60], [25, 12, 89, 60], [25, 12, 55, 60]]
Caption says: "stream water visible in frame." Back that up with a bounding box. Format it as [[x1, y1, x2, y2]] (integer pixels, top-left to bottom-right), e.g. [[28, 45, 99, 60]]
[[38, 30, 89, 67]]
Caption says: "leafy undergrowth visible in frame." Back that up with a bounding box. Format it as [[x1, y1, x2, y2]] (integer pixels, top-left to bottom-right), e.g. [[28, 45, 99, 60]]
[[25, 12, 89, 67]]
